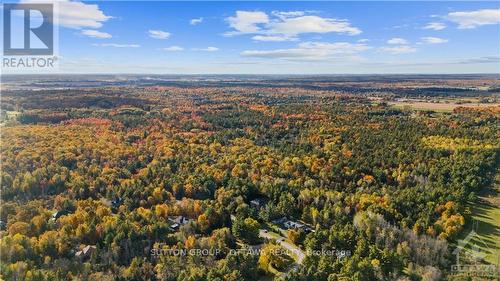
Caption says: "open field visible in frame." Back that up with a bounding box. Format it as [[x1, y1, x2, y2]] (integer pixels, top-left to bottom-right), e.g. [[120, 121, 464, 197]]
[[461, 200, 500, 265], [389, 101, 500, 112], [458, 179, 500, 265]]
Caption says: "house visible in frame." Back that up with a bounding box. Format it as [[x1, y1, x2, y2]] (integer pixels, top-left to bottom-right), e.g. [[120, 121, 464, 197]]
[[111, 197, 122, 208], [250, 198, 267, 210], [274, 217, 313, 233], [169, 216, 189, 225], [168, 216, 191, 231], [284, 220, 305, 230], [51, 210, 69, 221], [170, 223, 180, 231], [75, 245, 97, 260], [101, 197, 122, 213]]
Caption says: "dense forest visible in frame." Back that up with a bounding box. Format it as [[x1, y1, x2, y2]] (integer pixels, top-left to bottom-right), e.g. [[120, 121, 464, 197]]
[[0, 82, 499, 281]]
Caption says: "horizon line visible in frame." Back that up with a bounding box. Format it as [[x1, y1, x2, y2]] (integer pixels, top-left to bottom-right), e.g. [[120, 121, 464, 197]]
[[3, 73, 500, 76]]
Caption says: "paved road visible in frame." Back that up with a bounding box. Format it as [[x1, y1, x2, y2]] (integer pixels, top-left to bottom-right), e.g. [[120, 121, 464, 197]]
[[259, 229, 305, 264]]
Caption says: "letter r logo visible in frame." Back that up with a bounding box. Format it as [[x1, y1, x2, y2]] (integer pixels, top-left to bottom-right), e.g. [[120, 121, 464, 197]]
[[3, 3, 53, 55]]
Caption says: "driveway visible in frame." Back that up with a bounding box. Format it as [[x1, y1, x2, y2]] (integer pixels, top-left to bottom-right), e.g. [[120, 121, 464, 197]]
[[259, 229, 305, 264]]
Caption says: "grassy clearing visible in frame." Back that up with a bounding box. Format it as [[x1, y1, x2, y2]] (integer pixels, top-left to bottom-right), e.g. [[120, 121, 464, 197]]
[[389, 102, 499, 112], [267, 231, 282, 240], [458, 184, 500, 265], [467, 199, 500, 265], [390, 102, 455, 112]]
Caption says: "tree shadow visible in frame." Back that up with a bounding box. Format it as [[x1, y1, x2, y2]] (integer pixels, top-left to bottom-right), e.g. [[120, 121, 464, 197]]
[[460, 197, 500, 265]]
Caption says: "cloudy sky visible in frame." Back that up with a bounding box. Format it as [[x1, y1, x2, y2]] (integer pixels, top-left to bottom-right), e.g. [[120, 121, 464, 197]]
[[5, 1, 500, 74]]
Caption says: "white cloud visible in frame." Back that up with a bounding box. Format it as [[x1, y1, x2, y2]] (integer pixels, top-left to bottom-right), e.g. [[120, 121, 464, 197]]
[[252, 35, 298, 42], [22, 0, 112, 29], [226, 11, 269, 34], [446, 9, 500, 29], [190, 17, 203, 25], [81, 29, 111, 38], [379, 45, 417, 54], [148, 30, 171, 39], [420, 37, 448, 44], [453, 56, 500, 64], [93, 43, 140, 48], [423, 22, 446, 30], [271, 11, 306, 19], [357, 39, 370, 43], [193, 47, 219, 52], [242, 41, 371, 60], [225, 10, 361, 40], [387, 38, 408, 45], [392, 24, 410, 29], [267, 15, 361, 36], [164, 46, 184, 51]]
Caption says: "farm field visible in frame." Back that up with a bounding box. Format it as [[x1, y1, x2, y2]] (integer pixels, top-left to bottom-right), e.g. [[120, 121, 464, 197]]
[[389, 101, 500, 112]]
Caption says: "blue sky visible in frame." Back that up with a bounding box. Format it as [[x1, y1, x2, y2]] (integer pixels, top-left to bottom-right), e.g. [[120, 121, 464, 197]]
[[7, 1, 500, 74]]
